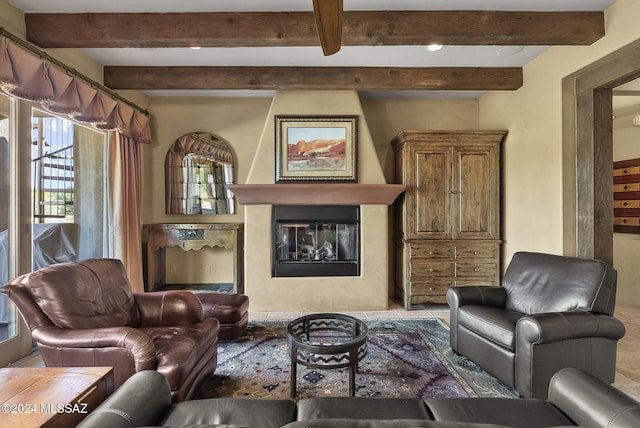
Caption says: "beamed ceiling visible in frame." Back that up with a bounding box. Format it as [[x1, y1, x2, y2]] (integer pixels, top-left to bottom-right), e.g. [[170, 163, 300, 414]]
[[8, 0, 616, 98]]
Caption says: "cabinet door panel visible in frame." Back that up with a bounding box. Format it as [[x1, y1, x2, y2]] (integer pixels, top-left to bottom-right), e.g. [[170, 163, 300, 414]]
[[412, 149, 451, 239], [455, 147, 498, 239]]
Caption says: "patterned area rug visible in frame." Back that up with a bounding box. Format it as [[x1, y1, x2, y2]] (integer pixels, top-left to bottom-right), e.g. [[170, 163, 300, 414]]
[[197, 318, 517, 400]]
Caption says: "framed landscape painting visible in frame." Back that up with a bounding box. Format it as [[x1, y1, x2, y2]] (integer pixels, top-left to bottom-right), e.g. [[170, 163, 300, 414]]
[[275, 115, 358, 182]]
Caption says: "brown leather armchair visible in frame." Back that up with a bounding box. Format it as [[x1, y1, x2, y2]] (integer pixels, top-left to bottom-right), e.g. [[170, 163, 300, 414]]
[[1, 258, 219, 402], [447, 251, 626, 399]]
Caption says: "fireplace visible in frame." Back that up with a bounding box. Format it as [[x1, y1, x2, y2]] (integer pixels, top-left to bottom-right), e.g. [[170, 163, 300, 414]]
[[272, 205, 360, 277]]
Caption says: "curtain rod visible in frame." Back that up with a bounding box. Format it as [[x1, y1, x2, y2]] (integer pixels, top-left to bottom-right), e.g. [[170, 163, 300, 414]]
[[0, 27, 149, 116]]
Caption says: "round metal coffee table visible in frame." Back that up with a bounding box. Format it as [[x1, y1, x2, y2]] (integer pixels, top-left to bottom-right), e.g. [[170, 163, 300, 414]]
[[287, 313, 368, 398]]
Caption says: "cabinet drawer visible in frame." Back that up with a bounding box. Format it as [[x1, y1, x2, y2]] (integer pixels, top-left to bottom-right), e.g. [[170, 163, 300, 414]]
[[411, 261, 453, 278], [411, 279, 452, 296], [455, 277, 498, 287], [455, 243, 497, 259], [455, 261, 497, 277], [410, 243, 452, 259]]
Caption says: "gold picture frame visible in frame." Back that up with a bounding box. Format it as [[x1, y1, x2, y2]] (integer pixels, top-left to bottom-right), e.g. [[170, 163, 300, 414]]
[[275, 115, 358, 182]]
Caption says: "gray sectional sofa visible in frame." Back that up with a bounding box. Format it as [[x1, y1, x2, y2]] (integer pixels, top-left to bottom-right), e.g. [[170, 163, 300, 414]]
[[77, 367, 640, 428]]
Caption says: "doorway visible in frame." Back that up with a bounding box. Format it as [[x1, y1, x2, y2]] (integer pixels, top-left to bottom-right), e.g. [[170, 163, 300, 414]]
[[562, 38, 640, 265]]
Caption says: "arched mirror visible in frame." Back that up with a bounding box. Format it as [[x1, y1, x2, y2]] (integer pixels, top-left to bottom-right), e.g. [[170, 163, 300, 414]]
[[165, 132, 235, 215]]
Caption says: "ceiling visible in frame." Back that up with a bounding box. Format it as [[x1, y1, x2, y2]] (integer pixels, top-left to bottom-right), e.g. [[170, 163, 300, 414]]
[[7, 0, 617, 99]]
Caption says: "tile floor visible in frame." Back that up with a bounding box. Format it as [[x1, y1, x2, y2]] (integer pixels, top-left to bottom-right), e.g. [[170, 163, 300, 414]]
[[250, 299, 640, 401]]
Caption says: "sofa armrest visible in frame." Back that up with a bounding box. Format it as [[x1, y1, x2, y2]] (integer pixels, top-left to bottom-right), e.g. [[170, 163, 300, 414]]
[[32, 325, 157, 370], [549, 367, 640, 428], [446, 286, 507, 309], [133, 290, 203, 327], [446, 286, 507, 354], [517, 312, 626, 345], [76, 370, 171, 428], [515, 312, 626, 398]]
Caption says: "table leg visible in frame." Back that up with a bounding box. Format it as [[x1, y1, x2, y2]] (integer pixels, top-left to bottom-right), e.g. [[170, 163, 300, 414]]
[[349, 363, 356, 397], [290, 352, 297, 399]]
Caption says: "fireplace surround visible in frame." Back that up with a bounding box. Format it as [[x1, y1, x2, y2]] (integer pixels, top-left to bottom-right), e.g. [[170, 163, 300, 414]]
[[272, 205, 360, 277]]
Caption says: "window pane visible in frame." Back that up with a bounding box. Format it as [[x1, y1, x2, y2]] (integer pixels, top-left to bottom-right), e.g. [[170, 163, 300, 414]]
[[0, 93, 15, 342]]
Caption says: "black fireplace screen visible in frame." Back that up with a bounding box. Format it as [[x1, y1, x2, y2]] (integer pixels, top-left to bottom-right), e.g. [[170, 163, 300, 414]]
[[273, 205, 360, 277]]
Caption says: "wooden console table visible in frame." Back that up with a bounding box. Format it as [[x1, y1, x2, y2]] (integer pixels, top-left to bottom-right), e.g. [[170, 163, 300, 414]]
[[143, 223, 244, 293], [0, 366, 114, 428]]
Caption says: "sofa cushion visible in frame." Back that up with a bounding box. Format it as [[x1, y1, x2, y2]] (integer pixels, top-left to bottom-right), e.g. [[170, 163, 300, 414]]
[[283, 420, 514, 428], [457, 306, 522, 350], [17, 258, 135, 329], [425, 397, 574, 428], [502, 252, 617, 315], [160, 398, 297, 428], [141, 318, 219, 391], [297, 397, 432, 421]]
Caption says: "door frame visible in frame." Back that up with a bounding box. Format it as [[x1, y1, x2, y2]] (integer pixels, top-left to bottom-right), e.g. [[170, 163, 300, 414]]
[[562, 38, 640, 264], [0, 98, 35, 366]]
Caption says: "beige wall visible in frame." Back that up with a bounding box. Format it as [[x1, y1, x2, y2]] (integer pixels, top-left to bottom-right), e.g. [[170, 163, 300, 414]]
[[146, 95, 478, 296], [479, 0, 640, 306], [361, 98, 479, 183], [143, 97, 272, 283], [245, 90, 390, 311]]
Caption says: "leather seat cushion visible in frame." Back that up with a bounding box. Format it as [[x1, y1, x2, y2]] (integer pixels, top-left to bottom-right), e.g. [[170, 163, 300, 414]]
[[197, 292, 249, 325], [283, 420, 513, 428], [140, 318, 219, 390], [161, 397, 297, 428], [457, 305, 523, 350], [425, 397, 574, 428], [297, 397, 432, 420]]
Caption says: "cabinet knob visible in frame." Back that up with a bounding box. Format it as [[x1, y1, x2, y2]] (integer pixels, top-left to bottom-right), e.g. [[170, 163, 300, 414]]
[[473, 251, 478, 255], [474, 268, 479, 272], [624, 201, 629, 207], [429, 268, 434, 272], [428, 251, 434, 255]]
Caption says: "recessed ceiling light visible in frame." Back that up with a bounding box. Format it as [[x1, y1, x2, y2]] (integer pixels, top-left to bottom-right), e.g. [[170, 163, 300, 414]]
[[497, 46, 524, 57], [427, 44, 444, 52], [190, 46, 202, 50]]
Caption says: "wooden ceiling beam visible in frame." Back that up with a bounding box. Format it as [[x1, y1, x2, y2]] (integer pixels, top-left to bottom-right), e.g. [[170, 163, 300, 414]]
[[25, 11, 603, 48], [103, 66, 523, 91]]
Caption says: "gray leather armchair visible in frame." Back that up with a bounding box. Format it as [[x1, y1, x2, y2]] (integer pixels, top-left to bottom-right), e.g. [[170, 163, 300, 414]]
[[446, 251, 626, 398]]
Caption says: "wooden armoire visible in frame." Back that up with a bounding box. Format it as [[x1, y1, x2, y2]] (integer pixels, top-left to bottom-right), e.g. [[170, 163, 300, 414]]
[[392, 130, 506, 309]]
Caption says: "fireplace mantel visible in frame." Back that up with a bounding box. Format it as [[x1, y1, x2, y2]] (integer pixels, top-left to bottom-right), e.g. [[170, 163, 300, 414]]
[[227, 183, 405, 205]]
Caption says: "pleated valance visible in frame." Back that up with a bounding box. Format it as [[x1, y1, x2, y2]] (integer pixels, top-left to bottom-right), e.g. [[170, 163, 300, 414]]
[[0, 35, 151, 144], [169, 132, 234, 164]]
